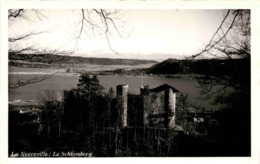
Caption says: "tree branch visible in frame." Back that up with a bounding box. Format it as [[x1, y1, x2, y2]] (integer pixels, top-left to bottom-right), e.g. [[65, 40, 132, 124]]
[[191, 10, 242, 59], [9, 73, 56, 89]]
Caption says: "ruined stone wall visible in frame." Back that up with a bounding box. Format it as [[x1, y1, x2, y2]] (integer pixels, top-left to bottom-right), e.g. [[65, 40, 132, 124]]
[[143, 92, 165, 127], [127, 94, 143, 127], [143, 89, 176, 128]]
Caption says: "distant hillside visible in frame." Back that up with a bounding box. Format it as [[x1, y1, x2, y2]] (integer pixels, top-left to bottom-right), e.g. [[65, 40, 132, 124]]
[[147, 58, 250, 76], [9, 53, 158, 66]]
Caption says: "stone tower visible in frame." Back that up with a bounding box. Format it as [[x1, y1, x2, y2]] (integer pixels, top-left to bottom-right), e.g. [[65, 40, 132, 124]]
[[116, 84, 128, 127], [164, 88, 177, 128]]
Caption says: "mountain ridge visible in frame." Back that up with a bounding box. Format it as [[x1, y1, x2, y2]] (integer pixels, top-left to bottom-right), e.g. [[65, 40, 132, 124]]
[[9, 53, 158, 66]]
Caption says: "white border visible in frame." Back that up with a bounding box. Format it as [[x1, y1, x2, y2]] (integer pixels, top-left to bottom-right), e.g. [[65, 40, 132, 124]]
[[1, 1, 260, 164]]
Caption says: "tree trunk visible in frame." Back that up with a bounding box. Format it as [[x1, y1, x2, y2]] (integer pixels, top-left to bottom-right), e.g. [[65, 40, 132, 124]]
[[167, 139, 171, 156], [102, 121, 105, 146], [126, 128, 128, 150], [58, 120, 61, 138], [115, 124, 118, 156], [109, 100, 111, 127], [148, 127, 150, 144], [93, 133, 96, 150], [143, 126, 145, 141], [134, 122, 136, 142], [158, 129, 161, 156], [109, 128, 111, 147], [48, 123, 51, 139]]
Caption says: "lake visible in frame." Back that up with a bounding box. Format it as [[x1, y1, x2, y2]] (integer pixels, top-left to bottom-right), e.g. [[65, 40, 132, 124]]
[[9, 74, 216, 109], [8, 66, 218, 109]]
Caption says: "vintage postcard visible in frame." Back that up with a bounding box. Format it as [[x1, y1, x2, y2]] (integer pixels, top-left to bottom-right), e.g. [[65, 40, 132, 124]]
[[1, 0, 259, 164]]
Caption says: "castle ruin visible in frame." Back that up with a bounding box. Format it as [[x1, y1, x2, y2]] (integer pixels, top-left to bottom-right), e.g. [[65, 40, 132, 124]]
[[64, 83, 181, 131], [117, 84, 180, 129]]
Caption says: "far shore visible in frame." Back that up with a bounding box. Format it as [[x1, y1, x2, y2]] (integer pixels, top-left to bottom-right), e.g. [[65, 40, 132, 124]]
[[9, 68, 203, 79]]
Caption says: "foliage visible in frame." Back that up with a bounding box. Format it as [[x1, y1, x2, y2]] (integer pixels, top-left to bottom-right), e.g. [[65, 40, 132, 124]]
[[148, 58, 249, 76], [148, 10, 251, 156], [192, 10, 251, 155], [9, 71, 250, 156], [40, 100, 63, 139], [9, 106, 43, 154], [77, 74, 104, 98], [140, 85, 150, 95]]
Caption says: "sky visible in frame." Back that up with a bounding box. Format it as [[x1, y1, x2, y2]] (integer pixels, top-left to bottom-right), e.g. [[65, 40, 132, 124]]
[[9, 9, 227, 61]]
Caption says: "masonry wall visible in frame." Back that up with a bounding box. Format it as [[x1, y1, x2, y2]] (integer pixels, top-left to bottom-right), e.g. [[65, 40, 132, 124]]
[[143, 89, 176, 128], [143, 92, 165, 127], [127, 94, 143, 127]]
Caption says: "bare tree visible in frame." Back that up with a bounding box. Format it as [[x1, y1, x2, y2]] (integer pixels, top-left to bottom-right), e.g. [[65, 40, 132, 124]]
[[9, 74, 55, 89], [75, 9, 129, 54], [8, 9, 127, 89], [191, 10, 250, 59], [38, 89, 63, 138], [191, 10, 251, 154], [8, 9, 69, 89], [190, 10, 250, 97]]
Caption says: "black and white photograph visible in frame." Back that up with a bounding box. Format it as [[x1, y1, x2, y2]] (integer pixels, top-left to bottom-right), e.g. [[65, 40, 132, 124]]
[[1, 1, 259, 163]]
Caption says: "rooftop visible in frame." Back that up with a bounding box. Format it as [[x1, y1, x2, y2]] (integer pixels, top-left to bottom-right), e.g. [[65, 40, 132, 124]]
[[150, 84, 179, 93]]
